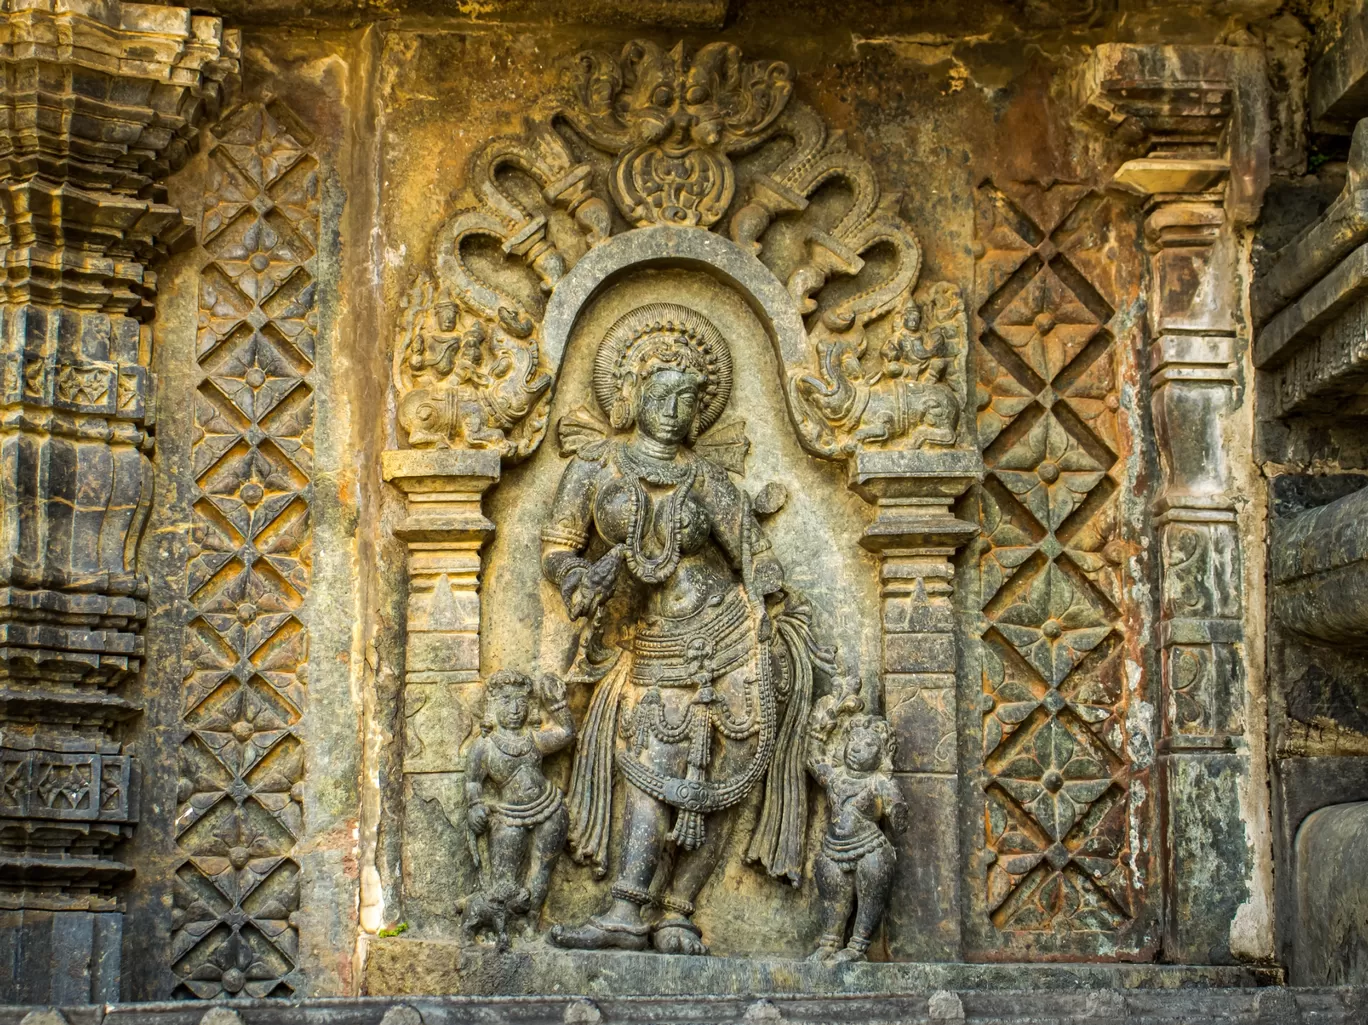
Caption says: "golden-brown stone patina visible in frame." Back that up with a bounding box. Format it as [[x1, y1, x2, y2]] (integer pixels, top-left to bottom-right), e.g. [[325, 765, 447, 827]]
[[24, 0, 1368, 1015]]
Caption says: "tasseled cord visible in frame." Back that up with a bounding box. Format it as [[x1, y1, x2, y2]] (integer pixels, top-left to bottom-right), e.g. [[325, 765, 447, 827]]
[[667, 707, 712, 851]]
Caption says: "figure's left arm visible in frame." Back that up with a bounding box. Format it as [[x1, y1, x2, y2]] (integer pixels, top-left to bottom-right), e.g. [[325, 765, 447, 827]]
[[880, 776, 909, 839], [705, 465, 784, 597]]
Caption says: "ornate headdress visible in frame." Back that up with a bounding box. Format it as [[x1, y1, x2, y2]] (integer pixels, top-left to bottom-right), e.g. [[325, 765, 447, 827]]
[[593, 303, 733, 438]]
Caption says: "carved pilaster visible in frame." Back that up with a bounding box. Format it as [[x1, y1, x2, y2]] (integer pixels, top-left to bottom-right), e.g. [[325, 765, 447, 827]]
[[0, 0, 237, 1002], [172, 98, 318, 1000], [1145, 193, 1251, 963], [1147, 205, 1245, 744], [853, 451, 978, 961], [381, 448, 498, 923], [1079, 42, 1267, 963]]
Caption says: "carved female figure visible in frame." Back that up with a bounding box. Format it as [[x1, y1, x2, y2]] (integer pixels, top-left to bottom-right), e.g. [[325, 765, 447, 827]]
[[805, 681, 907, 963], [541, 303, 825, 955]]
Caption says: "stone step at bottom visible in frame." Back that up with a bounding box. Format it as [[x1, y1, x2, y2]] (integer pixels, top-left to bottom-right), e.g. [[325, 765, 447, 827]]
[[3, 988, 1368, 1025], [0, 985, 1362, 1023]]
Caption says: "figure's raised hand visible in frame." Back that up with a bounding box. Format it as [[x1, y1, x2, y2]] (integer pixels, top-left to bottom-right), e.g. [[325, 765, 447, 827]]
[[834, 671, 865, 716], [538, 672, 567, 709], [809, 695, 839, 739]]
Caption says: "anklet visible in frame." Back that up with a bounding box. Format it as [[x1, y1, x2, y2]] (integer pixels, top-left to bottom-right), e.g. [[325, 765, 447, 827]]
[[661, 895, 695, 916], [611, 883, 654, 907]]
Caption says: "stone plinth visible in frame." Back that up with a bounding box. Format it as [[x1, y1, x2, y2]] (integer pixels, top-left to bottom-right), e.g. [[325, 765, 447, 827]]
[[361, 940, 1265, 998]]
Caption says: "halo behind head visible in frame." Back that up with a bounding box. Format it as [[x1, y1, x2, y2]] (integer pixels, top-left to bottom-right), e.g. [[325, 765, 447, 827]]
[[593, 302, 732, 438]]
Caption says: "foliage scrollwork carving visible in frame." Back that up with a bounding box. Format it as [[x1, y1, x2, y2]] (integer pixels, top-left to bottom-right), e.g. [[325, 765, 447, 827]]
[[394, 38, 952, 466]]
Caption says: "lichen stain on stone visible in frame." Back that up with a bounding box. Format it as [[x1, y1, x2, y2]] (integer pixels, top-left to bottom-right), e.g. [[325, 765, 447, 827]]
[[851, 35, 978, 95]]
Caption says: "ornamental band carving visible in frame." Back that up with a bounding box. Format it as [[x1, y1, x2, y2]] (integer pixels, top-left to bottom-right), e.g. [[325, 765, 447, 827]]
[[175, 99, 318, 999]]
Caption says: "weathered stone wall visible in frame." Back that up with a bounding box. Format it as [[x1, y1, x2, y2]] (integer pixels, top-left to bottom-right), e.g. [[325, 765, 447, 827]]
[[1254, 0, 1368, 987], [113, 27, 383, 1000], [3, 0, 1341, 1007]]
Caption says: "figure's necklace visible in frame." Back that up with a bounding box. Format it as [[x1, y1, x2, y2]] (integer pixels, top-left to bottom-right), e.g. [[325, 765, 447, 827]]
[[620, 450, 697, 584], [618, 442, 694, 485], [490, 730, 533, 757]]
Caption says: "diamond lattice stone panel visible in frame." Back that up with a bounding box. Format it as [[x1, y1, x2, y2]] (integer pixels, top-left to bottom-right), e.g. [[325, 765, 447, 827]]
[[174, 99, 318, 1000], [963, 181, 1156, 958]]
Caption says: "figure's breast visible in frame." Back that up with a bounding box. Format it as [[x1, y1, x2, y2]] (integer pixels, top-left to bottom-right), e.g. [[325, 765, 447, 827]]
[[834, 776, 878, 816], [593, 476, 709, 554], [488, 749, 542, 792]]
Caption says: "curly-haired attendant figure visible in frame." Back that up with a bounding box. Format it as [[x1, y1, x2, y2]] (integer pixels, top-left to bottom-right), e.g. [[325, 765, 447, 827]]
[[461, 670, 573, 948], [542, 303, 829, 955], [805, 678, 907, 963]]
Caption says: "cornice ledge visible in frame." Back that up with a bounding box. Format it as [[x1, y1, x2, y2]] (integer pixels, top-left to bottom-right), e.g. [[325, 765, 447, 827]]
[[1073, 42, 1269, 225]]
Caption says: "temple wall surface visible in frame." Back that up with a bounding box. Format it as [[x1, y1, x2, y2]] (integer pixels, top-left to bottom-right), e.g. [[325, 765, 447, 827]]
[[4, 1, 1368, 1020]]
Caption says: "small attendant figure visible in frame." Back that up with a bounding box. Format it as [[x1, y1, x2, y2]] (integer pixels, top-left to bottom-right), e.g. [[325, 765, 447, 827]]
[[460, 670, 574, 949], [806, 676, 907, 963]]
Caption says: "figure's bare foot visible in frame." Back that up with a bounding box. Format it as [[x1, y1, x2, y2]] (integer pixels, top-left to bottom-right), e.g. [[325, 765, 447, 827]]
[[831, 946, 867, 963], [653, 917, 707, 956], [550, 916, 649, 951], [807, 943, 839, 963]]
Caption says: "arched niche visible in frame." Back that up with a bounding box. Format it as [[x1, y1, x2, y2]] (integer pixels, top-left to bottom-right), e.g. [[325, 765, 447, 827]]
[[540, 225, 813, 428], [478, 226, 882, 960]]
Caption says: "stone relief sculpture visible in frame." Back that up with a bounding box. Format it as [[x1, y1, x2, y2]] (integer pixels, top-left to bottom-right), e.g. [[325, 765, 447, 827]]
[[805, 676, 906, 964], [790, 283, 968, 455], [539, 303, 836, 955], [383, 36, 982, 966], [966, 181, 1150, 955], [389, 38, 968, 471], [459, 671, 574, 950], [563, 40, 792, 229], [177, 99, 318, 999], [394, 274, 553, 459]]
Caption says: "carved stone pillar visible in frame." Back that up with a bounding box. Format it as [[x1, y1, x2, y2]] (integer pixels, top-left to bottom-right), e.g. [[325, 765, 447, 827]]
[[1145, 188, 1251, 963], [380, 448, 498, 922], [1079, 43, 1268, 963], [0, 0, 236, 1002], [854, 451, 978, 961]]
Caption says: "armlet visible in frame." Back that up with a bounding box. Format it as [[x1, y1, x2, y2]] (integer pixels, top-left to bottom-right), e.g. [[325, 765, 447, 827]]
[[540, 526, 589, 549]]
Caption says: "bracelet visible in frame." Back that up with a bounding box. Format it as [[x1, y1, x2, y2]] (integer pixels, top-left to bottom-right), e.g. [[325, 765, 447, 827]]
[[541, 526, 588, 549]]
